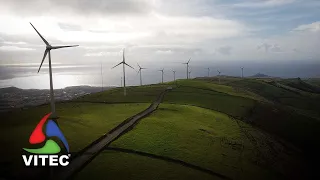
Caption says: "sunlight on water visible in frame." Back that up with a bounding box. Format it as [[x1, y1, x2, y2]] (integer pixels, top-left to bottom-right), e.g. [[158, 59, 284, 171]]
[[0, 74, 104, 89]]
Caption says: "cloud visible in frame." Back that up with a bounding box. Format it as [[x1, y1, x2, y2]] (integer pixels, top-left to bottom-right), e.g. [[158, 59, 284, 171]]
[[156, 50, 173, 55], [233, 0, 296, 8], [269, 44, 283, 53], [84, 51, 120, 57], [0, 0, 154, 16], [257, 42, 283, 53], [0, 0, 319, 81], [0, 45, 35, 51], [292, 21, 320, 32], [2, 41, 27, 45], [217, 46, 232, 55], [58, 23, 82, 32]]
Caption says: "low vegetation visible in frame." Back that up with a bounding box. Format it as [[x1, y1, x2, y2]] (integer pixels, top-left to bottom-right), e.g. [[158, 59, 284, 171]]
[[1, 77, 320, 179], [0, 102, 149, 179]]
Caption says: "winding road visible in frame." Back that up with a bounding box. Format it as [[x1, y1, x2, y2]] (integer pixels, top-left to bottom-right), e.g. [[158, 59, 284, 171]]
[[54, 88, 171, 179]]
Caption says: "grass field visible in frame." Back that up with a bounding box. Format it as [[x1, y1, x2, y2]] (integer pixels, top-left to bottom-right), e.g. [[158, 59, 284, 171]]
[[305, 78, 320, 87], [163, 79, 320, 160], [279, 78, 320, 94], [106, 104, 305, 180], [0, 102, 149, 179], [76, 151, 216, 180], [168, 79, 267, 102], [75, 84, 170, 103], [1, 77, 320, 179]]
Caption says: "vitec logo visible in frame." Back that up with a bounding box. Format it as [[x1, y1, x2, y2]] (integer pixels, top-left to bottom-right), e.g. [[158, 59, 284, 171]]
[[22, 113, 71, 167]]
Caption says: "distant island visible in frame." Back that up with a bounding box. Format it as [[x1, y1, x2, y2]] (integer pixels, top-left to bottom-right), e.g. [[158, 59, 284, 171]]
[[0, 86, 114, 112], [250, 73, 271, 78]]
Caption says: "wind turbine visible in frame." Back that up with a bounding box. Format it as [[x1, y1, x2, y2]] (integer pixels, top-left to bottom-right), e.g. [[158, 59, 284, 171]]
[[189, 71, 192, 79], [101, 61, 103, 92], [217, 70, 221, 84], [159, 69, 164, 83], [173, 70, 176, 81], [182, 58, 191, 79], [30, 22, 79, 119], [207, 68, 210, 77], [111, 48, 134, 96], [241, 67, 244, 78], [137, 63, 146, 86]]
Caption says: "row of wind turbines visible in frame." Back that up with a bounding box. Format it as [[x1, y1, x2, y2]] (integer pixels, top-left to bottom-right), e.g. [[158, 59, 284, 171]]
[[29, 23, 245, 119]]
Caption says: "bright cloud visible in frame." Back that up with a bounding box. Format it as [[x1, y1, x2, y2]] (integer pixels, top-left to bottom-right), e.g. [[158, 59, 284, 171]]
[[0, 45, 35, 51], [292, 21, 320, 32]]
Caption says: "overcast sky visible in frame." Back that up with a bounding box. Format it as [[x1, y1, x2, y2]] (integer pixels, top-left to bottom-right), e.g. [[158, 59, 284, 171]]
[[0, 0, 320, 88]]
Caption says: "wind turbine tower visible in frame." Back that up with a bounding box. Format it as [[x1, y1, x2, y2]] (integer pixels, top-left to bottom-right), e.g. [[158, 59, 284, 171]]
[[217, 70, 221, 84], [207, 68, 210, 77], [241, 67, 244, 78], [173, 70, 176, 81], [182, 58, 191, 79], [30, 22, 79, 119], [137, 63, 146, 86], [159, 69, 164, 83], [101, 61, 103, 92], [111, 48, 134, 96]]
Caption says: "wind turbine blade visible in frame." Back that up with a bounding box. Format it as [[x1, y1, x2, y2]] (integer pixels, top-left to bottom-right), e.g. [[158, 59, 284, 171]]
[[188, 58, 191, 63], [124, 62, 135, 69], [111, 62, 123, 69], [137, 63, 141, 69], [38, 50, 48, 73], [51, 45, 79, 49], [30, 23, 50, 46], [182, 63, 187, 64]]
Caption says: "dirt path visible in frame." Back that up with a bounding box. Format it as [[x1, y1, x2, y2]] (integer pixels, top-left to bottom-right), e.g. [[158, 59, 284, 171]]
[[54, 88, 171, 179]]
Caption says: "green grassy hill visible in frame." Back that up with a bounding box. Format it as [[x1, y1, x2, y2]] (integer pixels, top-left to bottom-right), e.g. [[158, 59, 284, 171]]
[[1, 77, 320, 179]]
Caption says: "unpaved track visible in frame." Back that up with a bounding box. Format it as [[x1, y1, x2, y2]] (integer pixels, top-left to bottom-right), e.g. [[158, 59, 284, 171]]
[[54, 89, 170, 179]]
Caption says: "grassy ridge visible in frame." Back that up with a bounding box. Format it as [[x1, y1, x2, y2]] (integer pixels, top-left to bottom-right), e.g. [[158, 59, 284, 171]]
[[110, 104, 305, 180], [76, 151, 216, 180], [1, 77, 320, 179], [163, 79, 320, 169], [75, 85, 170, 103], [0, 102, 149, 179], [167, 79, 267, 102], [279, 78, 320, 94]]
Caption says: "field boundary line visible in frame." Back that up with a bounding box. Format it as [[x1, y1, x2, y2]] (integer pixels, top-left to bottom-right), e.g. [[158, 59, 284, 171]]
[[105, 147, 232, 180]]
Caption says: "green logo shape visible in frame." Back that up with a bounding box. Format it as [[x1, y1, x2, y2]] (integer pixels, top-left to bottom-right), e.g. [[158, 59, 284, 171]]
[[23, 139, 61, 154]]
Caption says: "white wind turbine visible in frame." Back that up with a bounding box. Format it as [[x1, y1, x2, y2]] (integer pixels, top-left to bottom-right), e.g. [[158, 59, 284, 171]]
[[207, 67, 210, 77], [173, 70, 176, 81], [159, 69, 164, 83], [182, 58, 191, 79], [111, 48, 134, 96], [101, 61, 104, 92], [137, 63, 146, 86], [217, 70, 221, 84], [30, 22, 79, 119], [241, 67, 244, 78]]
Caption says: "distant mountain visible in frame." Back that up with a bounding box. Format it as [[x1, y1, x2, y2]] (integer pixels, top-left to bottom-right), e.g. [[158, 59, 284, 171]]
[[250, 73, 270, 78], [0, 87, 22, 94], [0, 85, 115, 112]]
